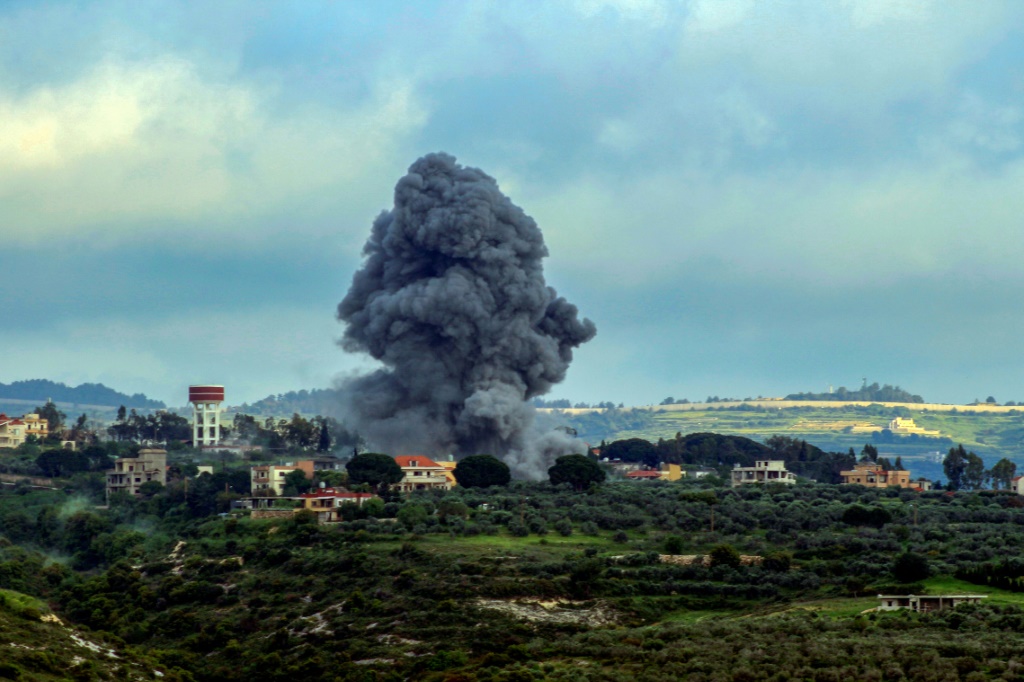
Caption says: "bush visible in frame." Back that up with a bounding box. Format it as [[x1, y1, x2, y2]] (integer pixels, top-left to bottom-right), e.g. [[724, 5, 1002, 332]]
[[709, 544, 741, 569]]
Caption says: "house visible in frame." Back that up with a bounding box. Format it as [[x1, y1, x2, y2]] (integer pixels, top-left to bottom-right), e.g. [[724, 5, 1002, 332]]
[[840, 463, 913, 488], [394, 455, 452, 493], [0, 413, 48, 449], [435, 459, 459, 486], [913, 478, 934, 492], [624, 463, 682, 482], [106, 448, 167, 498], [251, 464, 302, 496], [887, 417, 939, 436], [1012, 476, 1024, 496], [730, 460, 797, 487], [691, 467, 718, 479], [877, 594, 986, 612], [297, 487, 378, 522], [295, 457, 344, 479], [625, 470, 663, 481]]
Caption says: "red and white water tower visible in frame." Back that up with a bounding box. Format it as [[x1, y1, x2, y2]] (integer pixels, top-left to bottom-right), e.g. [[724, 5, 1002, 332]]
[[189, 385, 224, 447]]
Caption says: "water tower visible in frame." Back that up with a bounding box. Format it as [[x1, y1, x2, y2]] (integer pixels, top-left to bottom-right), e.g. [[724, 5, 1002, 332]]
[[189, 385, 224, 447]]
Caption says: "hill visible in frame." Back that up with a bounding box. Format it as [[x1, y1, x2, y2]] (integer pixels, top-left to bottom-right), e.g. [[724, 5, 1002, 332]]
[[785, 382, 924, 403], [0, 379, 164, 409], [557, 401, 1024, 481], [236, 387, 341, 416]]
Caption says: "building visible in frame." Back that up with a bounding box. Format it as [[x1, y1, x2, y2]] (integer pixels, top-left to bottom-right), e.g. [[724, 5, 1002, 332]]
[[887, 417, 940, 436], [840, 463, 913, 488], [394, 455, 453, 493], [624, 463, 682, 482], [436, 459, 458, 486], [0, 413, 48, 449], [189, 385, 224, 447], [877, 594, 986, 612], [295, 457, 344, 480], [297, 488, 378, 522], [251, 464, 301, 496], [1012, 476, 1024, 496], [730, 460, 797, 487], [625, 470, 663, 481], [106, 448, 167, 497]]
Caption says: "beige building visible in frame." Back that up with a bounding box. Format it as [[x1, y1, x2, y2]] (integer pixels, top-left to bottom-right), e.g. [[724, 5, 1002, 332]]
[[106, 448, 167, 497], [731, 460, 797, 487], [878, 594, 986, 612], [394, 455, 452, 493], [251, 464, 301, 496], [888, 417, 940, 436], [0, 413, 48, 449], [297, 488, 378, 522], [841, 463, 912, 488]]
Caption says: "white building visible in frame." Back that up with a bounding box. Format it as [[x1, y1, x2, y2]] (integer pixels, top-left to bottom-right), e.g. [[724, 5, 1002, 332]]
[[730, 460, 797, 487]]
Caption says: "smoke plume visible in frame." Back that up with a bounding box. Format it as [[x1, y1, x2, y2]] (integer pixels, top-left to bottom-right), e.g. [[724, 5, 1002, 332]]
[[337, 152, 596, 478]]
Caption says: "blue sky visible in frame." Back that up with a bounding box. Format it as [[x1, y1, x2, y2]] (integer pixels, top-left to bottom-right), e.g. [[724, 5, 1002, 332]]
[[3, 0, 1024, 407]]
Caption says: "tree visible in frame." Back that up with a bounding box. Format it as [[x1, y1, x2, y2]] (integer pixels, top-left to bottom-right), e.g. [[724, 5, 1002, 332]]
[[990, 458, 1017, 490], [282, 469, 313, 496], [860, 444, 878, 462], [944, 445, 968, 491], [316, 417, 331, 452], [709, 543, 741, 569], [346, 453, 403, 493], [35, 401, 66, 439], [963, 452, 986, 490], [602, 438, 660, 468], [35, 449, 89, 478], [548, 454, 606, 491], [892, 552, 930, 583], [284, 414, 316, 450], [453, 455, 511, 488]]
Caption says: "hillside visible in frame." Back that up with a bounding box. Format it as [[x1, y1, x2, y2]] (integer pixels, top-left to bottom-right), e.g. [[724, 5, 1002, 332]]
[[6, 479, 1024, 679], [0, 379, 164, 410], [0, 588, 174, 680], [558, 401, 1024, 479]]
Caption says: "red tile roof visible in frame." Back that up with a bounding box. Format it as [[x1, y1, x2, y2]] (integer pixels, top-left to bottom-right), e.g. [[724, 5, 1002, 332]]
[[626, 470, 663, 479], [394, 455, 443, 468]]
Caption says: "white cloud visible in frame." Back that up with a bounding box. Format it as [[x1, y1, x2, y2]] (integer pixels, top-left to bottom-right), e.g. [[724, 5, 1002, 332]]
[[0, 57, 427, 244], [528, 150, 1024, 290]]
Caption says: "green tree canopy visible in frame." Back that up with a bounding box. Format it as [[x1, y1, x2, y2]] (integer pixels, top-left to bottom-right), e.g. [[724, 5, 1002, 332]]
[[548, 454, 606, 491], [990, 458, 1017, 490], [602, 438, 659, 468], [453, 454, 511, 488], [944, 445, 968, 490], [346, 453, 403, 492], [892, 552, 931, 583]]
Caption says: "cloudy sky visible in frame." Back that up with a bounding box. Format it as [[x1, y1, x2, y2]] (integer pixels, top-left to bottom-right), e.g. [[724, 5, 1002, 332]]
[[3, 0, 1024, 408]]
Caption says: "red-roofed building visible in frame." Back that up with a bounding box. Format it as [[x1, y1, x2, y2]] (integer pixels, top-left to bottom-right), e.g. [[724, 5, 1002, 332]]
[[298, 488, 378, 522], [394, 455, 452, 493], [625, 470, 663, 480], [0, 413, 48, 449]]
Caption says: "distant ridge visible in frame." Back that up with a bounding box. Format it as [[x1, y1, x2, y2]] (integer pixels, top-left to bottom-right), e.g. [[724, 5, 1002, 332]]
[[237, 388, 341, 416], [0, 379, 164, 409], [785, 383, 923, 404]]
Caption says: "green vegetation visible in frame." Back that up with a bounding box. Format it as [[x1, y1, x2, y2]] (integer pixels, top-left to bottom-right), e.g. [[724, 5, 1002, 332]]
[[2, 472, 1024, 679]]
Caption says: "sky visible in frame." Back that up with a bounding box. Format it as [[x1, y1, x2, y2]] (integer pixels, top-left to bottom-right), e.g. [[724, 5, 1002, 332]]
[[3, 0, 1024, 409]]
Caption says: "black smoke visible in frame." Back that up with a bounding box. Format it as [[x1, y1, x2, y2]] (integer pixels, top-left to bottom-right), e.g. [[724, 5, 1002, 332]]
[[337, 152, 596, 478]]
